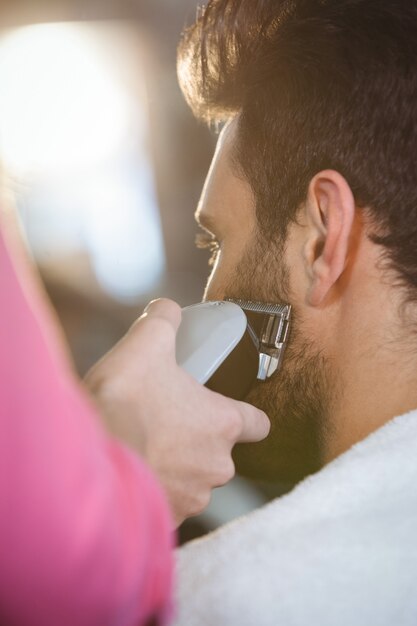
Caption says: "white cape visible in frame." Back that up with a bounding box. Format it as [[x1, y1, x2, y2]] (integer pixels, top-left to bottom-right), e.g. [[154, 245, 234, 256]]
[[174, 410, 417, 625]]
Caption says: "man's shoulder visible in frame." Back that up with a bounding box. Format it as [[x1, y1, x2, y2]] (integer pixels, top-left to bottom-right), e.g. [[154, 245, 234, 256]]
[[174, 409, 417, 626]]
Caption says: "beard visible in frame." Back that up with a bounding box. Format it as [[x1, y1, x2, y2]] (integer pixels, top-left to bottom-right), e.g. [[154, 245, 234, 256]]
[[233, 333, 333, 484], [208, 233, 338, 485]]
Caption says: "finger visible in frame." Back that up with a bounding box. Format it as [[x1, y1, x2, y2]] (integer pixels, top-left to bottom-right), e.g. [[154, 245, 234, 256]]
[[141, 298, 182, 333], [233, 401, 271, 443]]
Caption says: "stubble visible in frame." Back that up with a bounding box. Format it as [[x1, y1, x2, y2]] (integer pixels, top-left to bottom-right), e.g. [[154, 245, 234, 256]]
[[220, 232, 339, 483]]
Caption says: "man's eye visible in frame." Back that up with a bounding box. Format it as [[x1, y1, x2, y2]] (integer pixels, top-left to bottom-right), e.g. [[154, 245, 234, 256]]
[[195, 231, 220, 267]]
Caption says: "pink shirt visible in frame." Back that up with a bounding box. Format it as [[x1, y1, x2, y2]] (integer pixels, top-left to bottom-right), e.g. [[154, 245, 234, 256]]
[[0, 214, 174, 625]]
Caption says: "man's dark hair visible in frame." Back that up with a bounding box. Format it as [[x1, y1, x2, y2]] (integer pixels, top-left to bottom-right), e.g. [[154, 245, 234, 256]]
[[178, 0, 417, 297]]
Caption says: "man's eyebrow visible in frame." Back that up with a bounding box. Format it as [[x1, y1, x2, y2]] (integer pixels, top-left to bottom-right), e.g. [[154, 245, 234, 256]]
[[195, 212, 218, 236]]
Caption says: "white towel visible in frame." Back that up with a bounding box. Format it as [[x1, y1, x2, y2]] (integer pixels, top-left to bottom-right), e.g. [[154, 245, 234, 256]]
[[174, 410, 417, 625]]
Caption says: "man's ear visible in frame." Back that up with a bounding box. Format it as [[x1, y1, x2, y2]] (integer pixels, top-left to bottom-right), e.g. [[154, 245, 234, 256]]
[[303, 170, 355, 307]]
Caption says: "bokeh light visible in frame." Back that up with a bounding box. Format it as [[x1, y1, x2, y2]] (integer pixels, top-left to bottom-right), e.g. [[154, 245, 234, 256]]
[[0, 24, 131, 176], [0, 22, 166, 301]]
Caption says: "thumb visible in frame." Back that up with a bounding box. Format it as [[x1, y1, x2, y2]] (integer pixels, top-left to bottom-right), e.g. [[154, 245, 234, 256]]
[[233, 401, 271, 443]]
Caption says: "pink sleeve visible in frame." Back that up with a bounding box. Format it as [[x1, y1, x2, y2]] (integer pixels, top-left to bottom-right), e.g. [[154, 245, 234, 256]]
[[0, 218, 174, 626]]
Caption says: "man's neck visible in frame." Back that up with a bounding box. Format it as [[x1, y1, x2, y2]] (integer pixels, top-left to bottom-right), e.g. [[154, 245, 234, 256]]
[[324, 284, 417, 462]]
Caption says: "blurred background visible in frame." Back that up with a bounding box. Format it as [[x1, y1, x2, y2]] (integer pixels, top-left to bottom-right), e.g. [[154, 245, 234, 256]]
[[0, 0, 286, 543]]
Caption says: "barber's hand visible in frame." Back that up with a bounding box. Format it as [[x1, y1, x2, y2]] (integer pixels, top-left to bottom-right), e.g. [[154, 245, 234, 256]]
[[84, 298, 270, 527]]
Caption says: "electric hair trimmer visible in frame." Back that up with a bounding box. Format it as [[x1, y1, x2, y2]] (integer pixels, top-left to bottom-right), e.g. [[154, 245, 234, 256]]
[[175, 300, 291, 400]]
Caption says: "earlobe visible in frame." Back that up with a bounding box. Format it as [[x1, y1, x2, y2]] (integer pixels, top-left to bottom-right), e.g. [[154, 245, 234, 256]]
[[304, 170, 356, 307]]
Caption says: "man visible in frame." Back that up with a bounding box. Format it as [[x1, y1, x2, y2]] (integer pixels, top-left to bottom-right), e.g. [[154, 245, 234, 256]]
[[173, 0, 417, 623]]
